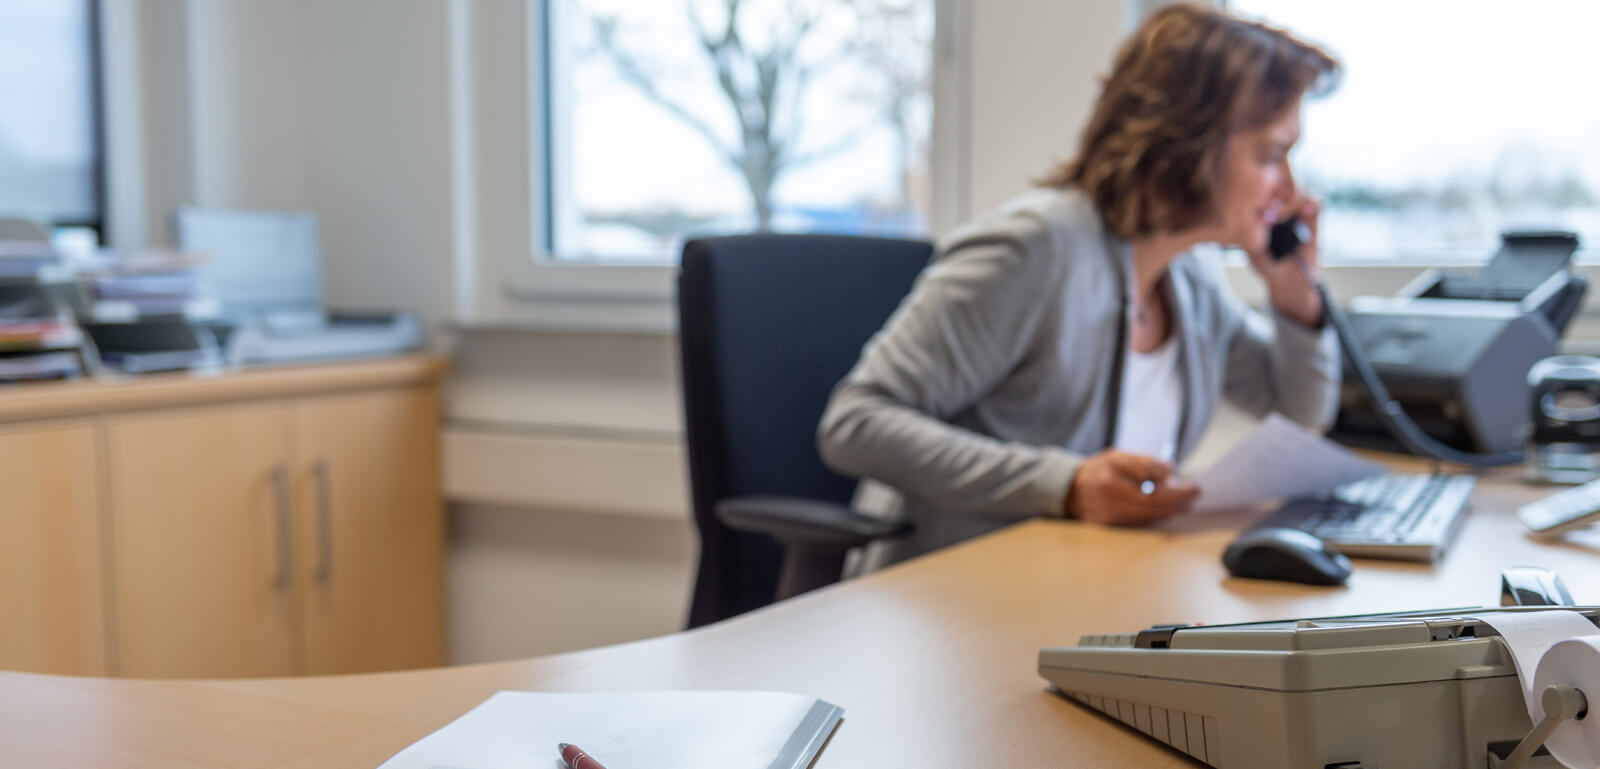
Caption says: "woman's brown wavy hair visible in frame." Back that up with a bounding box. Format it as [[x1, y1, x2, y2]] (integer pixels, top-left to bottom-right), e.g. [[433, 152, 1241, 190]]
[[1040, 4, 1339, 239]]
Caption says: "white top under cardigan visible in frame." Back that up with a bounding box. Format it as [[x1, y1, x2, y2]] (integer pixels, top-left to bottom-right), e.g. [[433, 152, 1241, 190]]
[[1114, 333, 1182, 459]]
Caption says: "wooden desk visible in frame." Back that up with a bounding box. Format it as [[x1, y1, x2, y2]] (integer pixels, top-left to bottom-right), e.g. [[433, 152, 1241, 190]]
[[6, 468, 1597, 768]]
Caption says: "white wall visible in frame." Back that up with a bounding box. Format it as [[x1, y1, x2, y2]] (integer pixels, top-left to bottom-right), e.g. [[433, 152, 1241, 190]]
[[101, 0, 193, 248], [104, 0, 460, 320], [300, 0, 460, 318], [967, 0, 1127, 213], [105, 0, 1136, 663], [444, 329, 693, 662], [185, 1, 311, 209]]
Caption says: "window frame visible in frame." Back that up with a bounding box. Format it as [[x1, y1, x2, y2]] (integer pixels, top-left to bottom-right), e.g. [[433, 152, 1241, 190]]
[[85, 0, 107, 240]]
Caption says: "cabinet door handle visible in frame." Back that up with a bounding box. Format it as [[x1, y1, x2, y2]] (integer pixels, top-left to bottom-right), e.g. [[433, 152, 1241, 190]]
[[313, 459, 334, 583], [272, 463, 293, 590]]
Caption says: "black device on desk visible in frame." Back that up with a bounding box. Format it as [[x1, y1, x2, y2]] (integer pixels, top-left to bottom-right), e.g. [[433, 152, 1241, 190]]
[[1266, 220, 1587, 467], [1328, 230, 1588, 456], [82, 319, 220, 373]]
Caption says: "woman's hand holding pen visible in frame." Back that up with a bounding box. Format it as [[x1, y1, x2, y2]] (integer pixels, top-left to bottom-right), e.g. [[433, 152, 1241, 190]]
[[1248, 194, 1325, 329], [1064, 449, 1199, 525]]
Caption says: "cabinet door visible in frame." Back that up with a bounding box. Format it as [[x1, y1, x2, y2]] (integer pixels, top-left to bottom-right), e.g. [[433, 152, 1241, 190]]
[[0, 420, 107, 675], [108, 404, 300, 678], [294, 387, 444, 674]]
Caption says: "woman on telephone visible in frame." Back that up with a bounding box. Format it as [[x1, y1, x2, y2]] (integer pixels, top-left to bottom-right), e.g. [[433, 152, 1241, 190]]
[[818, 4, 1343, 568]]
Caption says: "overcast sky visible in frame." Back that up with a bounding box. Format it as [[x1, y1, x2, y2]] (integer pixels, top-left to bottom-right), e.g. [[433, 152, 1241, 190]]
[[1232, 0, 1600, 189]]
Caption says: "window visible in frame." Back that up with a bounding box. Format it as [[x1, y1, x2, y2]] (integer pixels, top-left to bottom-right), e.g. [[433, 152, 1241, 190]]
[[542, 0, 935, 264], [1230, 0, 1600, 262], [0, 0, 102, 239]]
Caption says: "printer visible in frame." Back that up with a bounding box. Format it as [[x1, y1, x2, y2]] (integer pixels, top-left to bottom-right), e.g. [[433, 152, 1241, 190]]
[[1331, 232, 1588, 455], [1038, 606, 1598, 769]]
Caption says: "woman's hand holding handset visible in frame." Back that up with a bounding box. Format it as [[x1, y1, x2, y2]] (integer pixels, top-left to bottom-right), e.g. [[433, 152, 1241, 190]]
[[1249, 196, 1325, 328]]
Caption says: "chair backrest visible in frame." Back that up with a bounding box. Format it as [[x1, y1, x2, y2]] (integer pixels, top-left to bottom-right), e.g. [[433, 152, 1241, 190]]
[[678, 233, 932, 627]]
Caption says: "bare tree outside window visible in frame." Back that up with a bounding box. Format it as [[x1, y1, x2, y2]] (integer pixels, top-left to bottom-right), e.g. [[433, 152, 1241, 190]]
[[553, 0, 933, 262]]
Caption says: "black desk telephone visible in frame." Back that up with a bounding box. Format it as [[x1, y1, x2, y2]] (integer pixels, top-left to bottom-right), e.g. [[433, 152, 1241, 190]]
[[1266, 217, 1589, 466]]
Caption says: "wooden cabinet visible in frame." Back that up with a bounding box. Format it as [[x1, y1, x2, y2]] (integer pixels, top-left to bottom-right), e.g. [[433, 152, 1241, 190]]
[[108, 403, 301, 678], [293, 389, 444, 675], [0, 420, 108, 675], [107, 388, 444, 679], [292, 390, 444, 671], [0, 357, 446, 678]]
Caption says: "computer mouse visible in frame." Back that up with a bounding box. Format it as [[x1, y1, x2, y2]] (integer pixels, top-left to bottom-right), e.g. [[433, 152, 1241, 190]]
[[1222, 527, 1352, 586]]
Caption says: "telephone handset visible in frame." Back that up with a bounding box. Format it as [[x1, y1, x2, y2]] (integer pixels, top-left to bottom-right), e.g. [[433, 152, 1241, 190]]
[[1269, 217, 1311, 260], [1266, 215, 1524, 467]]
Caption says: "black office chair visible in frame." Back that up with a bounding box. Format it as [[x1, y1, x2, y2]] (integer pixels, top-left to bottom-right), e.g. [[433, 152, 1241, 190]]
[[678, 233, 931, 628]]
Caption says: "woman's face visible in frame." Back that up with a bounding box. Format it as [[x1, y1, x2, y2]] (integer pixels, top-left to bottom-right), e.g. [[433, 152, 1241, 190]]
[[1213, 103, 1302, 254]]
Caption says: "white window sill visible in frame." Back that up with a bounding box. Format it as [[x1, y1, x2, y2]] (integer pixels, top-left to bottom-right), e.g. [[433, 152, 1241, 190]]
[[449, 300, 676, 335]]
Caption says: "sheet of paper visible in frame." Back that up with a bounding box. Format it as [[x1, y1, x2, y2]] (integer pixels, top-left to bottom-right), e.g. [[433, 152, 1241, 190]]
[[377, 690, 841, 769], [1188, 412, 1387, 512]]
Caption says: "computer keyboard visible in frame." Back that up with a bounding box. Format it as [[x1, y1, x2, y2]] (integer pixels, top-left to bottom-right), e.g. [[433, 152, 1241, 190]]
[[1252, 473, 1477, 561]]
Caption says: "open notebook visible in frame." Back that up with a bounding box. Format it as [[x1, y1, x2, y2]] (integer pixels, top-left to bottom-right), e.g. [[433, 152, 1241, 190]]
[[378, 690, 844, 769]]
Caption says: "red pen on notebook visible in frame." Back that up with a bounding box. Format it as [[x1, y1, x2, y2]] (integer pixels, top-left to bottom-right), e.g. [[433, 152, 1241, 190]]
[[559, 743, 609, 769]]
